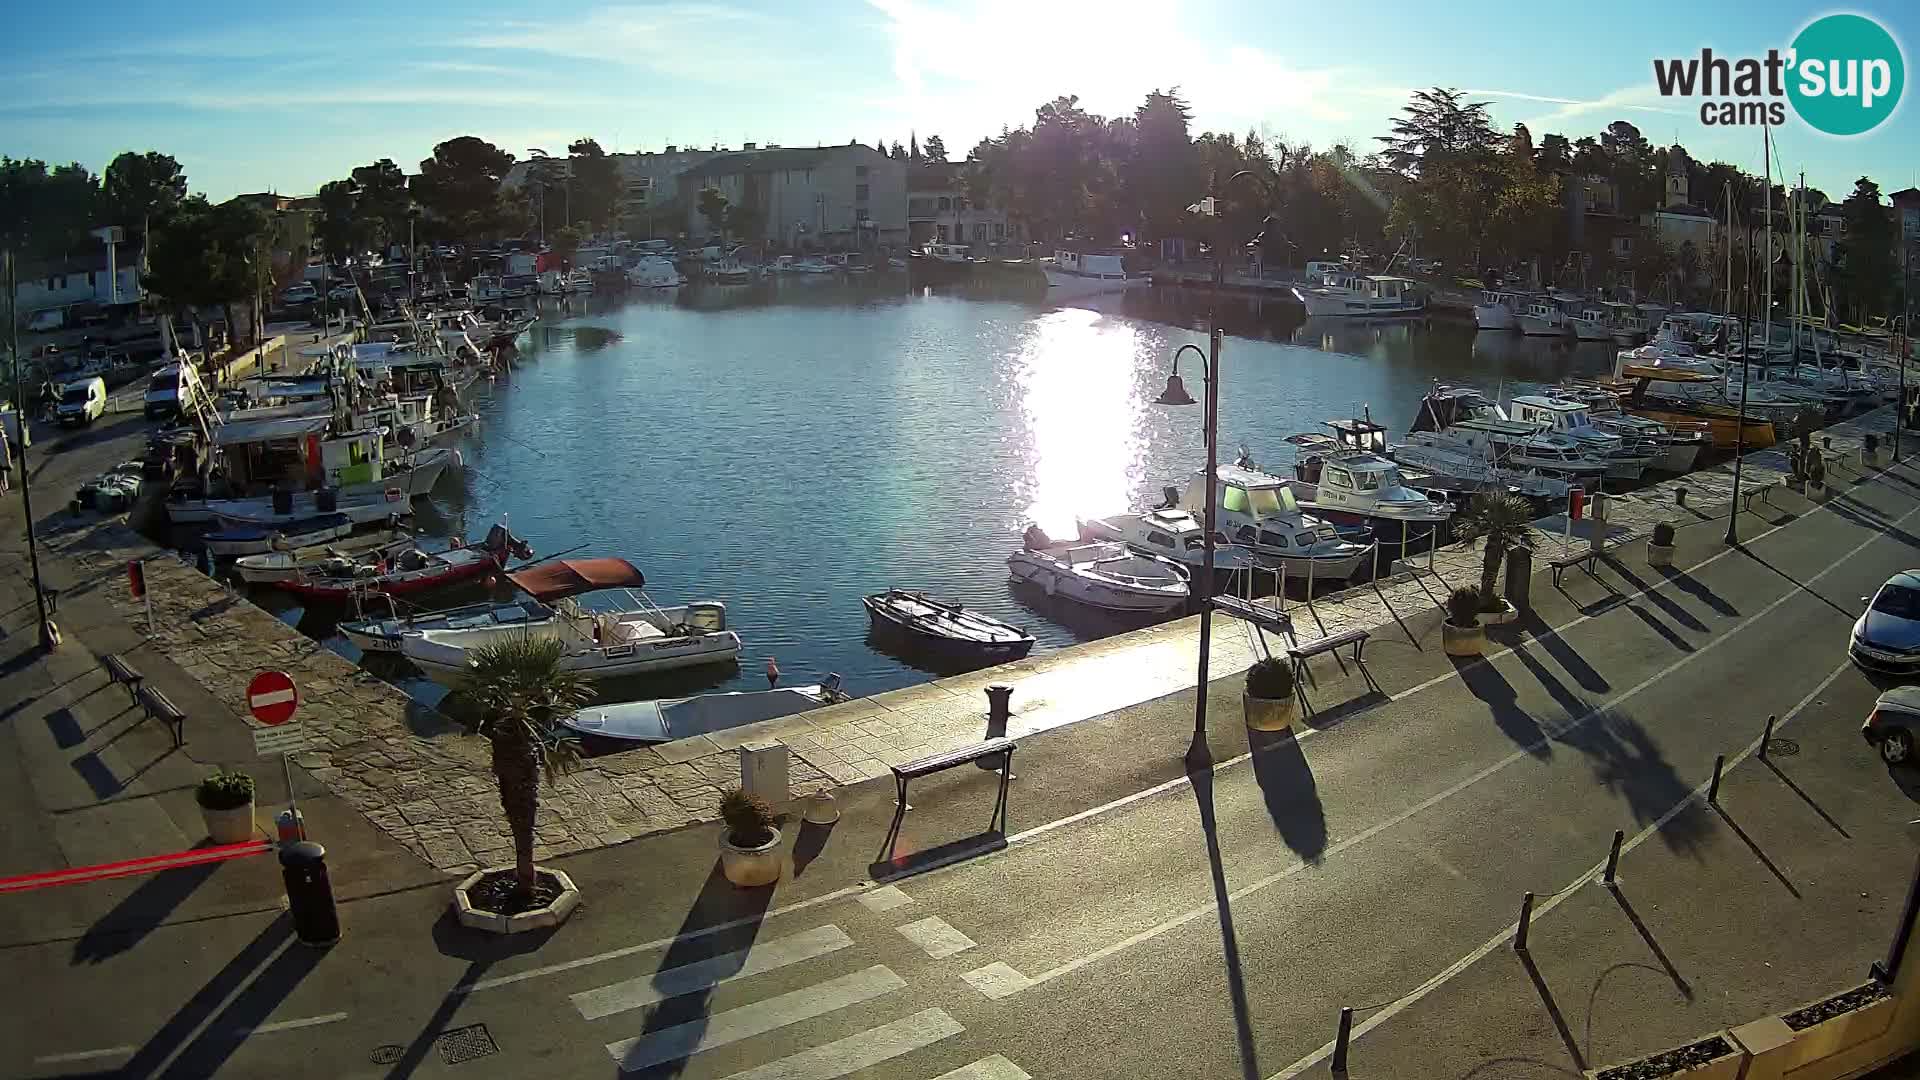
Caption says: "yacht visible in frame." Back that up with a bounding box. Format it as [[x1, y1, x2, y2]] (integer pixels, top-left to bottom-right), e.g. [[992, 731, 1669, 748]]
[[1172, 465, 1376, 580], [1508, 394, 1655, 480], [1007, 534, 1189, 612], [1292, 271, 1426, 317], [1473, 290, 1526, 331], [1547, 386, 1706, 474], [1388, 430, 1570, 502], [1043, 250, 1146, 300]]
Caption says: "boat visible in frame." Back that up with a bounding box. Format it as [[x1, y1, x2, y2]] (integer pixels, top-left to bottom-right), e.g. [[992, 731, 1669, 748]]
[[230, 530, 414, 584], [274, 524, 530, 601], [1473, 290, 1525, 331], [1388, 431, 1570, 502], [339, 597, 554, 654], [1173, 465, 1378, 580], [204, 488, 412, 529], [862, 590, 1036, 665], [1408, 385, 1611, 484], [1285, 425, 1454, 543], [560, 681, 850, 744], [565, 269, 593, 293], [1077, 508, 1271, 583], [400, 557, 745, 686], [626, 256, 684, 288], [908, 243, 975, 284], [1043, 250, 1148, 300], [1507, 394, 1656, 480], [1548, 386, 1706, 474], [1517, 296, 1574, 337], [1569, 305, 1617, 342], [1006, 533, 1189, 612], [1291, 271, 1426, 317], [166, 420, 456, 524], [202, 513, 353, 558]]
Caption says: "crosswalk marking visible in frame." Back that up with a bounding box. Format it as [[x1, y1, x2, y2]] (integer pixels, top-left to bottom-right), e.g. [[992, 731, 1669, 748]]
[[857, 884, 914, 912], [895, 916, 976, 959], [715, 1008, 963, 1080], [606, 965, 906, 1072], [960, 962, 1033, 1000], [933, 1056, 1033, 1080], [573, 925, 854, 1020]]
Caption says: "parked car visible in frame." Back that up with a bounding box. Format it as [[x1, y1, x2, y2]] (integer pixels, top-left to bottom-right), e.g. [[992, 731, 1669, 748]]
[[281, 283, 318, 305], [1851, 571, 1920, 674], [1864, 685, 1920, 765], [328, 283, 359, 303]]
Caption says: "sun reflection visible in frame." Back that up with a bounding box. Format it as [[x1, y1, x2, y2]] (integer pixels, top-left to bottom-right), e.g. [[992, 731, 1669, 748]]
[[1013, 309, 1150, 538]]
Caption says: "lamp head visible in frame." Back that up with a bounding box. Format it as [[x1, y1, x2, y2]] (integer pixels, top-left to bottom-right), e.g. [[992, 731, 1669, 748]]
[[1155, 374, 1198, 407]]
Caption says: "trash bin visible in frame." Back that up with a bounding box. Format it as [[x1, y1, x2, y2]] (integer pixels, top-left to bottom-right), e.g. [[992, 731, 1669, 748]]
[[271, 488, 294, 516], [316, 488, 338, 513], [279, 841, 340, 946], [1504, 546, 1532, 613]]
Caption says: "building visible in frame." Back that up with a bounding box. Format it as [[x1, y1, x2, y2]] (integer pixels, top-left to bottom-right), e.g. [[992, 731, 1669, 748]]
[[1891, 188, 1920, 286], [907, 163, 1019, 252], [675, 143, 907, 251], [14, 231, 144, 319], [502, 148, 719, 239]]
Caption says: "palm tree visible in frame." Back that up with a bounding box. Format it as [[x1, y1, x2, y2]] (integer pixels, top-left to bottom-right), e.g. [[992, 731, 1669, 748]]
[[461, 637, 592, 898], [1452, 489, 1537, 609]]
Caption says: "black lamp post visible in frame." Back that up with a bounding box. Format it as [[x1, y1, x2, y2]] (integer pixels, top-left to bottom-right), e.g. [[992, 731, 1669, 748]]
[[5, 251, 56, 651]]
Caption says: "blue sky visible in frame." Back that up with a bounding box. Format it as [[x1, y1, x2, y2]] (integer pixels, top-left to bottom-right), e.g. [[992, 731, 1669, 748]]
[[2, 0, 1917, 203]]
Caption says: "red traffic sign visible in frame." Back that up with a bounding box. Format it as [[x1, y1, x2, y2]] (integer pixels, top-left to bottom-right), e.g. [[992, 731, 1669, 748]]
[[246, 670, 299, 726]]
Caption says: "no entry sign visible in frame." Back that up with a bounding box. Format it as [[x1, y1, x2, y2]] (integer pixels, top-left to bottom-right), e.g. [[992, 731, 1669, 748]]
[[246, 670, 299, 726]]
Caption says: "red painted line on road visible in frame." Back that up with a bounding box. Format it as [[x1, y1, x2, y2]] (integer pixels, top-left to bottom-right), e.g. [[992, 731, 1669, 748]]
[[0, 840, 271, 893]]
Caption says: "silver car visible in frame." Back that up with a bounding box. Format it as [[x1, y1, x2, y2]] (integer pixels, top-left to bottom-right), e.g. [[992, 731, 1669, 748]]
[[1864, 685, 1920, 765], [1851, 571, 1920, 674]]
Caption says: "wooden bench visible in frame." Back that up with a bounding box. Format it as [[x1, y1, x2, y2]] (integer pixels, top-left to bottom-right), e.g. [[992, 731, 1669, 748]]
[[1743, 482, 1778, 513], [134, 684, 186, 747], [890, 737, 1016, 815], [102, 653, 144, 704], [1286, 629, 1379, 718], [1548, 548, 1599, 586]]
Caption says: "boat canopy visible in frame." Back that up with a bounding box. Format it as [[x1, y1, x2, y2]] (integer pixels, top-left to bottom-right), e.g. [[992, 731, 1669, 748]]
[[213, 413, 332, 446], [506, 557, 646, 600]]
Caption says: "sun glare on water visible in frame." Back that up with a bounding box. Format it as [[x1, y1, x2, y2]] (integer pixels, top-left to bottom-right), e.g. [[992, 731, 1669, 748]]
[[1013, 308, 1151, 540]]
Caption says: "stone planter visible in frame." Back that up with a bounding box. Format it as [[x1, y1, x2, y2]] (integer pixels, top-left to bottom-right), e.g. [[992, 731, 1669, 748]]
[[1584, 1031, 1745, 1079], [453, 866, 582, 934], [1243, 692, 1296, 732], [1731, 981, 1896, 1080], [1647, 541, 1675, 567], [200, 799, 256, 845], [1442, 620, 1485, 657], [1479, 598, 1518, 625], [720, 827, 784, 887]]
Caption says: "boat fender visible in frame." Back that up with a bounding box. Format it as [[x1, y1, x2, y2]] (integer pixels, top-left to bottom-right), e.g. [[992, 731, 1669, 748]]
[[1042, 575, 1056, 597]]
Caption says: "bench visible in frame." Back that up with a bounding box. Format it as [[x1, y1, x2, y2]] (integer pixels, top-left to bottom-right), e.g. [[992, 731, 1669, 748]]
[[1286, 629, 1379, 718], [102, 653, 144, 704], [891, 737, 1016, 811], [1548, 548, 1599, 586], [1743, 482, 1778, 513], [134, 684, 186, 748]]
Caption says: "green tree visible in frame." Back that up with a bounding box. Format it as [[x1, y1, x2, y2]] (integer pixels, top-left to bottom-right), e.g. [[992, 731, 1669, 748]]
[[1835, 176, 1895, 322], [350, 159, 410, 252], [567, 138, 621, 230], [1535, 133, 1572, 172], [143, 196, 228, 342], [211, 198, 273, 348], [889, 141, 906, 160], [460, 637, 591, 899], [102, 151, 187, 233], [0, 159, 101, 259], [410, 136, 515, 243], [1375, 87, 1498, 176], [697, 187, 730, 243], [314, 180, 358, 265], [1125, 89, 1201, 243], [1452, 490, 1536, 610], [923, 134, 947, 163]]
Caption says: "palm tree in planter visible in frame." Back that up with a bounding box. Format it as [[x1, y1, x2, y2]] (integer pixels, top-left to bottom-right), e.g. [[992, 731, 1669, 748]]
[[1243, 656, 1297, 732], [1442, 586, 1485, 656], [1452, 489, 1536, 623], [461, 637, 591, 911]]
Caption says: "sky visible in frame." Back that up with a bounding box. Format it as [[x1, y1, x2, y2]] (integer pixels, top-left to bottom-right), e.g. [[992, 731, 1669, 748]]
[[3, 0, 1918, 204]]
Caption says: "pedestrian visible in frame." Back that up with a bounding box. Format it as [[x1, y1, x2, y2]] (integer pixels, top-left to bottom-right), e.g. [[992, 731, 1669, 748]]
[[0, 422, 12, 494]]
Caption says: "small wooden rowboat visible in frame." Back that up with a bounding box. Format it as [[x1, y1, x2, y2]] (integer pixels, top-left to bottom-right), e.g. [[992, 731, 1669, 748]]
[[863, 589, 1036, 663]]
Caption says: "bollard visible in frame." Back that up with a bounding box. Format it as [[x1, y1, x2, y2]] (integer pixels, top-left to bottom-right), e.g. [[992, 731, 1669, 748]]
[[1603, 829, 1624, 886], [1760, 714, 1777, 759], [1514, 891, 1535, 952], [1675, 485, 1688, 509], [984, 685, 1014, 740], [1330, 1006, 1354, 1074], [1708, 754, 1726, 805], [276, 808, 307, 844], [803, 790, 840, 825], [280, 841, 340, 946]]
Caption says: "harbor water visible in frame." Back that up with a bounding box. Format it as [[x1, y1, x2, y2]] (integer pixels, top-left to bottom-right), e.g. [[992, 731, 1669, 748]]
[[264, 278, 1623, 703]]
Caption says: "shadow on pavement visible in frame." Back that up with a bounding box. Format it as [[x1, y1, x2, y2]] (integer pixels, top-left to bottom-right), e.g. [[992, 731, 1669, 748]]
[[1187, 735, 1261, 1080], [1827, 497, 1920, 552], [70, 849, 224, 965], [1604, 884, 1693, 1000], [1620, 602, 1696, 654], [1249, 728, 1326, 863], [1602, 558, 1709, 634], [1516, 614, 1610, 694], [1760, 757, 1850, 837], [1516, 949, 1587, 1072], [1453, 655, 1550, 758], [1555, 708, 1711, 856], [791, 817, 835, 877], [1733, 546, 1861, 621], [382, 911, 559, 1080], [1710, 803, 1801, 897], [1651, 564, 1740, 618], [1508, 642, 1593, 721]]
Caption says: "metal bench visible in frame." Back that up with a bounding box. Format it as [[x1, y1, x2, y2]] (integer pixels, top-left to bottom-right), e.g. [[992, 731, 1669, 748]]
[[134, 684, 186, 747], [1743, 482, 1778, 513], [1286, 629, 1379, 718], [102, 653, 144, 704], [891, 737, 1016, 813], [1548, 548, 1599, 586]]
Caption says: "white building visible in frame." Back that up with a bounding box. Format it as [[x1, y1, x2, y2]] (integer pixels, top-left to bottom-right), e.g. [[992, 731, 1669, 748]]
[[14, 238, 144, 320], [908, 162, 1019, 252], [676, 143, 907, 251]]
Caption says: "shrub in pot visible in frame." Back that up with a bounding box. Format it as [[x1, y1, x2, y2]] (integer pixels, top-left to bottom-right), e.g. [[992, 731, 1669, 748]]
[[1442, 586, 1486, 657], [197, 769, 257, 844], [1648, 521, 1676, 567], [718, 786, 783, 887], [1243, 656, 1297, 732], [1806, 449, 1827, 496], [1866, 432, 1881, 466]]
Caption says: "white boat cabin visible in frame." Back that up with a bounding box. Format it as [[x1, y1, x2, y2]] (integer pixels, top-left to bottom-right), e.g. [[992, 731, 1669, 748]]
[[1053, 251, 1129, 279], [1182, 466, 1340, 551], [1510, 395, 1601, 438]]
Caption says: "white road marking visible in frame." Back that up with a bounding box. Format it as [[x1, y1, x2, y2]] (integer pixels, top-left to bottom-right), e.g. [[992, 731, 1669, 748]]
[[960, 962, 1033, 1000], [573, 925, 854, 1020], [1265, 657, 1856, 1080], [988, 497, 1917, 1000], [231, 1011, 349, 1036], [606, 965, 905, 1072], [895, 916, 976, 959], [857, 884, 915, 912], [33, 1046, 137, 1065], [933, 1055, 1034, 1080], [715, 1008, 963, 1080]]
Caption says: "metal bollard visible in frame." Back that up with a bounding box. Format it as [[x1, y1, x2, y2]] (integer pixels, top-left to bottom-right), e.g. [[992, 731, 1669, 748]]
[[1330, 1006, 1354, 1074], [1760, 714, 1777, 759], [1603, 829, 1624, 886], [1708, 754, 1726, 805], [984, 685, 1013, 740], [1675, 486, 1688, 509], [1514, 891, 1535, 952], [279, 841, 340, 946]]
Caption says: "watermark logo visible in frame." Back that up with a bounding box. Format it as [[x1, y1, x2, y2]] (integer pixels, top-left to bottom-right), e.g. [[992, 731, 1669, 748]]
[[1651, 12, 1905, 135]]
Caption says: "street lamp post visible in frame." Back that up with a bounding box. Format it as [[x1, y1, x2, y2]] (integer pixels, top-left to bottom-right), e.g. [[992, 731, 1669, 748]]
[[5, 251, 57, 651]]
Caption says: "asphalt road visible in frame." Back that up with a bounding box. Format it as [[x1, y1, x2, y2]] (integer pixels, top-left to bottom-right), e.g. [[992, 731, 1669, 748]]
[[11, 460, 1920, 1080]]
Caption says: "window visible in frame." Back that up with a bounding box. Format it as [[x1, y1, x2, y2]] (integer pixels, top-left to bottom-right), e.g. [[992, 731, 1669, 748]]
[[936, 225, 949, 242], [1325, 467, 1351, 489], [1259, 530, 1290, 548], [87, 271, 96, 287], [938, 197, 951, 211], [1355, 470, 1381, 491], [855, 165, 868, 177], [1222, 485, 1251, 514], [1246, 486, 1287, 516], [1873, 585, 1920, 618], [974, 224, 986, 241], [1235, 526, 1257, 544], [1146, 530, 1175, 548], [855, 184, 869, 201]]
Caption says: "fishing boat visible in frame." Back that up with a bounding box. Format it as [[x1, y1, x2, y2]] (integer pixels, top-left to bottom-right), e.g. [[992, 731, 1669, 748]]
[[1609, 366, 1778, 449], [400, 557, 745, 686], [202, 513, 353, 558], [230, 530, 414, 585], [1285, 426, 1453, 543], [1077, 508, 1270, 583], [1007, 532, 1189, 612], [274, 524, 530, 601], [862, 590, 1036, 665], [1292, 271, 1425, 317], [339, 597, 554, 654], [560, 681, 850, 744], [1173, 464, 1377, 579], [1516, 296, 1574, 337], [1043, 250, 1148, 300], [205, 488, 412, 529], [1473, 290, 1525, 331]]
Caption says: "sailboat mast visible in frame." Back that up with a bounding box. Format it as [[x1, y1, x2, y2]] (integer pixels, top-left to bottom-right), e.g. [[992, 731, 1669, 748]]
[[1762, 129, 1773, 367]]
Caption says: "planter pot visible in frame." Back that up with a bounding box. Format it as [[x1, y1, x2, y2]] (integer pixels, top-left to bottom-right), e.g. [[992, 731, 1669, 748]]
[[1787, 478, 1806, 493], [1442, 620, 1485, 656], [453, 866, 582, 934], [200, 799, 256, 844], [1479, 599, 1518, 625], [1243, 692, 1296, 732], [1732, 982, 1896, 1080], [720, 827, 784, 887], [1647, 541, 1675, 567], [1584, 1031, 1746, 1080]]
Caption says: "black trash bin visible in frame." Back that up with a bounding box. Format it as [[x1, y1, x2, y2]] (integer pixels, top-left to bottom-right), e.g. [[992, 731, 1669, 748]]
[[316, 488, 338, 513], [279, 841, 340, 946], [271, 488, 294, 516], [1504, 545, 1533, 614]]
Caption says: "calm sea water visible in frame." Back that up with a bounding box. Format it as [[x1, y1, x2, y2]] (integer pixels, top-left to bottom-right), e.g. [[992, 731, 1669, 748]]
[[267, 276, 1621, 704]]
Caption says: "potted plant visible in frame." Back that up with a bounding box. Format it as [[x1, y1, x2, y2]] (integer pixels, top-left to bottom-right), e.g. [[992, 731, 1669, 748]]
[[1647, 521, 1676, 567], [1243, 656, 1297, 732], [1452, 490, 1534, 623], [197, 769, 257, 844], [1443, 586, 1485, 656], [1864, 432, 1881, 467], [719, 787, 784, 887], [1806, 447, 1828, 498]]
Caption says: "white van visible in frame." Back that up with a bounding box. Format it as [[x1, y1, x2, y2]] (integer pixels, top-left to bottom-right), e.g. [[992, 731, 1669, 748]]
[[0, 405, 31, 452], [56, 377, 107, 426], [143, 361, 203, 421]]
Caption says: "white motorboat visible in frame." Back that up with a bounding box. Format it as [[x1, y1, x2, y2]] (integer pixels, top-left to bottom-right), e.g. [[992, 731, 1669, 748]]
[[1473, 290, 1524, 331], [202, 513, 353, 558], [340, 597, 555, 654], [627, 256, 684, 288], [1078, 508, 1269, 581], [1292, 271, 1426, 317], [560, 682, 849, 744], [1006, 535, 1189, 612], [1517, 297, 1574, 337], [1043, 250, 1147, 300], [1570, 306, 1616, 342], [1388, 431, 1570, 501], [1546, 387, 1705, 474], [1285, 427, 1454, 540], [1508, 394, 1655, 480], [1174, 464, 1377, 579], [399, 557, 744, 686], [1409, 385, 1611, 484], [199, 488, 411, 528]]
